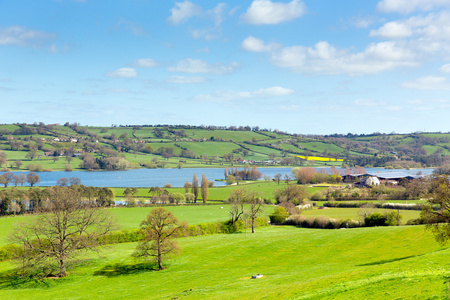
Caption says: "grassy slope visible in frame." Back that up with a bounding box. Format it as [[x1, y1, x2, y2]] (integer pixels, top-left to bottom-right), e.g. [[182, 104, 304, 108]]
[[0, 225, 448, 299], [178, 141, 238, 157]]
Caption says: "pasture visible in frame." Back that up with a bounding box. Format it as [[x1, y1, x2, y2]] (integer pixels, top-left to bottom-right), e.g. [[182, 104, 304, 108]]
[[0, 225, 448, 299], [301, 207, 421, 224], [0, 205, 276, 246]]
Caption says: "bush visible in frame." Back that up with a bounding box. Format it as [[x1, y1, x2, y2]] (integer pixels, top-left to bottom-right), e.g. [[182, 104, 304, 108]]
[[364, 211, 402, 227], [364, 213, 386, 227], [311, 191, 326, 201], [274, 185, 310, 205], [269, 206, 290, 224]]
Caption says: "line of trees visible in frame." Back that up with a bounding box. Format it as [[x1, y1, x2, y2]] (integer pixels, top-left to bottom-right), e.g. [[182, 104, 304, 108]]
[[0, 184, 114, 216]]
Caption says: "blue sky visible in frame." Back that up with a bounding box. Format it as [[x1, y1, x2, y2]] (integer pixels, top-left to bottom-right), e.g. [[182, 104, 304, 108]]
[[1, 0, 450, 134]]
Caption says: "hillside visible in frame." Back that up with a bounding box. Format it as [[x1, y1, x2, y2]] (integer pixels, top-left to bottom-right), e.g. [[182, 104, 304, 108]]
[[0, 225, 448, 299], [0, 123, 448, 171]]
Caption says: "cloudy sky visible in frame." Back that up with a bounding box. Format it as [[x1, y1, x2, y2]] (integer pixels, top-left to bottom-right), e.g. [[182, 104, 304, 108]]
[[1, 0, 450, 134]]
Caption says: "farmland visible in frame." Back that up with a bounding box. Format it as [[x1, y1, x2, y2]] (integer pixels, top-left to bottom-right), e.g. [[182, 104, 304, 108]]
[[1, 123, 450, 172], [0, 222, 448, 299]]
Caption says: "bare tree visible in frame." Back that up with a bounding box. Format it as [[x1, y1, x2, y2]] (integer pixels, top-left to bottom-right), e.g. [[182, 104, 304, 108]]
[[69, 177, 81, 186], [357, 203, 376, 221], [227, 188, 264, 232], [57, 177, 69, 187], [133, 208, 181, 270], [10, 186, 116, 278], [227, 189, 246, 224], [246, 191, 265, 233], [292, 167, 316, 184], [274, 173, 282, 185], [17, 173, 26, 186], [14, 160, 23, 170]]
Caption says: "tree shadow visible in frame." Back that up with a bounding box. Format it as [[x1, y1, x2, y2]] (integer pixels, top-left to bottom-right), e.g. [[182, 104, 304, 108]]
[[357, 254, 423, 266], [0, 270, 51, 290], [93, 262, 157, 277]]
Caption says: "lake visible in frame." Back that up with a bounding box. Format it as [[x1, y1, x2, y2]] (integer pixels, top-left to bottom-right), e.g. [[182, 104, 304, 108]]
[[4, 167, 435, 188]]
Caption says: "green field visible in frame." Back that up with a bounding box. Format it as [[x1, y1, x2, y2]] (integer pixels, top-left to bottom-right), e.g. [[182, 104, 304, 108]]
[[0, 224, 448, 299], [301, 207, 420, 224], [0, 205, 276, 246], [111, 181, 326, 202]]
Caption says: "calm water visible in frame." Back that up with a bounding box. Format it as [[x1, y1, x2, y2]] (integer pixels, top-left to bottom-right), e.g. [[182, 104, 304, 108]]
[[7, 167, 434, 188]]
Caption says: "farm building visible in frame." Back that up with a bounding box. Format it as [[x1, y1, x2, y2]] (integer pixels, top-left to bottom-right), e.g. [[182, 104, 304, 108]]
[[343, 172, 424, 186]]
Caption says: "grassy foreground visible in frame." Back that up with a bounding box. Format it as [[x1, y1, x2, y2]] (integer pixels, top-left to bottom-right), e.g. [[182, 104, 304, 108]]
[[0, 225, 449, 299]]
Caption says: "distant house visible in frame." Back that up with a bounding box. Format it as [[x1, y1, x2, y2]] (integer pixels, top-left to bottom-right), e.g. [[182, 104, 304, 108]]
[[361, 176, 380, 187]]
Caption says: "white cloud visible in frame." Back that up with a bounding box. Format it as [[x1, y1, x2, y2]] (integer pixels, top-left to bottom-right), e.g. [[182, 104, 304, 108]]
[[0, 25, 56, 47], [167, 1, 202, 25], [377, 0, 450, 14], [348, 16, 377, 29], [241, 36, 280, 52], [370, 21, 413, 38], [132, 59, 159, 68], [440, 63, 450, 73], [168, 58, 239, 74], [253, 86, 294, 96], [401, 76, 450, 90], [364, 11, 450, 70], [406, 98, 450, 111], [208, 3, 227, 27], [187, 3, 230, 40], [369, 11, 450, 46], [105, 68, 138, 78], [269, 40, 416, 75], [196, 86, 294, 102], [241, 0, 306, 25], [166, 76, 207, 84]]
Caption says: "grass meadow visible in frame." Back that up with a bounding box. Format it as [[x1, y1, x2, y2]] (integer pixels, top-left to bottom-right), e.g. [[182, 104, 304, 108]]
[[301, 207, 421, 224], [0, 224, 448, 299]]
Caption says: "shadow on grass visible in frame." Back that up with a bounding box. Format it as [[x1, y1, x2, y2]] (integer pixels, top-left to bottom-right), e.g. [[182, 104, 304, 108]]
[[357, 254, 424, 266], [93, 262, 157, 277], [0, 271, 51, 290]]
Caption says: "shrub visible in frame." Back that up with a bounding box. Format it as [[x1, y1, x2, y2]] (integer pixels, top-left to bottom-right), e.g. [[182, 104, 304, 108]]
[[311, 191, 326, 201], [274, 185, 310, 205], [278, 201, 301, 215], [364, 213, 386, 227], [185, 193, 195, 203], [364, 211, 402, 227], [269, 206, 289, 224]]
